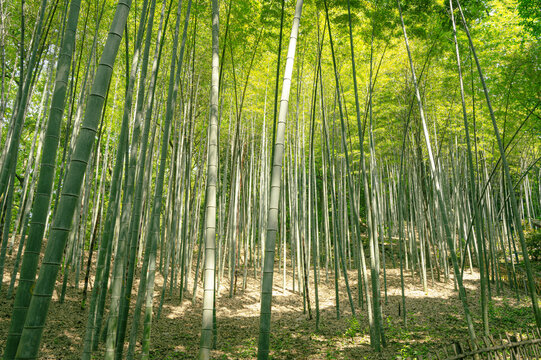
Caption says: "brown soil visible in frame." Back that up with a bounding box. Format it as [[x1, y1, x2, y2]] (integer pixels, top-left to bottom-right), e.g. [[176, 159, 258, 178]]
[[0, 244, 536, 359]]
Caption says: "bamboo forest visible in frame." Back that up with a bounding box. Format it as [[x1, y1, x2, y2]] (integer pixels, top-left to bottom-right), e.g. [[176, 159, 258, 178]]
[[0, 0, 540, 358]]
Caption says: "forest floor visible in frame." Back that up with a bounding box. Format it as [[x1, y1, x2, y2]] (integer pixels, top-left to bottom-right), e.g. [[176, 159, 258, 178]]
[[0, 243, 537, 359]]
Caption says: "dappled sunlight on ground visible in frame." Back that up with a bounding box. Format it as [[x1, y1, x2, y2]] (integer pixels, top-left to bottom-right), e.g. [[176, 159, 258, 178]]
[[0, 245, 537, 359]]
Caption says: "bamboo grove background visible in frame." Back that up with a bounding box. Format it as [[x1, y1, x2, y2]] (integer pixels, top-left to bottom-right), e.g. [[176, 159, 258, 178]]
[[0, 0, 540, 358]]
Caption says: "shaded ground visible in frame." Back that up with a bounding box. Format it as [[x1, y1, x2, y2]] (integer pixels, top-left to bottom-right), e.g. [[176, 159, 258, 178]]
[[0, 243, 537, 359]]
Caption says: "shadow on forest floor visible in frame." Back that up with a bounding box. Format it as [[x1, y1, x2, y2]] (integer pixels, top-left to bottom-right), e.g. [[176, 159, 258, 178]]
[[0, 246, 537, 359]]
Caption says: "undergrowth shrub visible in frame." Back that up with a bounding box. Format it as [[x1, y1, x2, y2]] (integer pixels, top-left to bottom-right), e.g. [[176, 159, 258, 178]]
[[525, 228, 541, 261]]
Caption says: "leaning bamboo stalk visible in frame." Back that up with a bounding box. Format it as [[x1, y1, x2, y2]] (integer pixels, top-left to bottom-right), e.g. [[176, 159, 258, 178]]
[[454, 0, 541, 327], [3, 0, 83, 356], [257, 1, 303, 358], [449, 0, 489, 334], [398, 0, 476, 342], [14, 0, 131, 356]]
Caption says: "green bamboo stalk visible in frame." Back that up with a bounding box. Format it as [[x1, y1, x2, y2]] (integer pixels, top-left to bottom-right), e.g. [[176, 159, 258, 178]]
[[0, 174, 15, 292], [115, 0, 170, 355], [103, 1, 156, 357], [257, 1, 303, 358], [199, 0, 220, 356], [0, 0, 48, 204], [449, 0, 489, 335], [13, 0, 131, 357], [398, 0, 476, 342], [138, 2, 191, 356], [3, 0, 82, 356], [454, 0, 541, 327]]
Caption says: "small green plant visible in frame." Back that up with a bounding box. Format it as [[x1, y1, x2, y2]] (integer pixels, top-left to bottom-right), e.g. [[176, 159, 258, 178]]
[[343, 316, 361, 338], [397, 343, 430, 358], [238, 337, 257, 357], [325, 348, 339, 359]]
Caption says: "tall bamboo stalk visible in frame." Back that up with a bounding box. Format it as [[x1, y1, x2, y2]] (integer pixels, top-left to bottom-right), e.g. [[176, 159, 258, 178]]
[[257, 1, 303, 358]]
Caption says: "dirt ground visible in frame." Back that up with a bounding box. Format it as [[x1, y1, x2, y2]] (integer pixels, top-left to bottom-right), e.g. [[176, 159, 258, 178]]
[[0, 245, 537, 359]]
